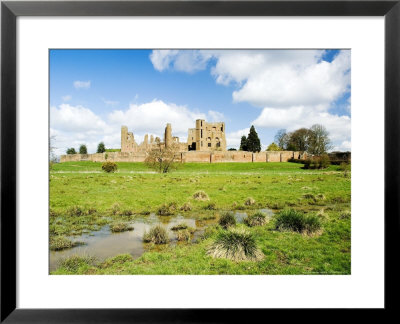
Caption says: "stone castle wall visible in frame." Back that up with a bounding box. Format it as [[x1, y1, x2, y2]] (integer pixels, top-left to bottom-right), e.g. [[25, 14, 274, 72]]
[[60, 151, 306, 163]]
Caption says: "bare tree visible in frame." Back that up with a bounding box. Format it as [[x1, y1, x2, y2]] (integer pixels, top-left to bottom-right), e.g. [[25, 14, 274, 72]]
[[307, 124, 332, 155], [274, 129, 289, 150], [145, 142, 181, 173]]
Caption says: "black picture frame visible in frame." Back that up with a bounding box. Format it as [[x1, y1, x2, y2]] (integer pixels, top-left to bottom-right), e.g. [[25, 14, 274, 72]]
[[1, 0, 399, 322]]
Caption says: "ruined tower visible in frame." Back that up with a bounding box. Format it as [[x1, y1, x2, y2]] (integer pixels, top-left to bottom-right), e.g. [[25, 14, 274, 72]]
[[121, 126, 137, 152], [165, 123, 173, 148], [191, 119, 226, 151]]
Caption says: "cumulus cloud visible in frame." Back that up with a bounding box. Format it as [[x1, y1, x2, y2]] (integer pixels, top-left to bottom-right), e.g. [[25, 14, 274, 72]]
[[148, 49, 351, 151], [73, 80, 91, 89], [225, 128, 250, 149], [208, 110, 225, 122], [150, 50, 212, 73]]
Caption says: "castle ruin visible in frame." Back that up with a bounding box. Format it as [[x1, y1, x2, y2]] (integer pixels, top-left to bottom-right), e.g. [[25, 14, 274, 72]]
[[121, 119, 227, 153]]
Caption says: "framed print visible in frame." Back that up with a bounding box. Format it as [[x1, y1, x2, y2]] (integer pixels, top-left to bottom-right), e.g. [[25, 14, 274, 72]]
[[1, 0, 399, 322]]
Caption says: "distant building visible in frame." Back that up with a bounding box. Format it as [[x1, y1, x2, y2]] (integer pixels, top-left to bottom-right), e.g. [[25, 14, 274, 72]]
[[121, 119, 227, 153]]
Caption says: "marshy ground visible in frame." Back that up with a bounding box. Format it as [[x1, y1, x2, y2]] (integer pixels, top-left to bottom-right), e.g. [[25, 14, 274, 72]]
[[50, 162, 351, 275]]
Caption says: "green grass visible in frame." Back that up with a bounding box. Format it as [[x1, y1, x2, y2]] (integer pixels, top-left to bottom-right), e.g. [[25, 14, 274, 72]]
[[50, 161, 351, 275]]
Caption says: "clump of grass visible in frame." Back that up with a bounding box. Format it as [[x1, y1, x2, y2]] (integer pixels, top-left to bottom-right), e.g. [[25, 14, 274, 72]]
[[204, 202, 216, 210], [140, 210, 151, 216], [157, 202, 177, 216], [244, 212, 268, 227], [176, 229, 192, 242], [50, 236, 84, 251], [101, 254, 133, 268], [86, 207, 97, 215], [302, 193, 316, 200], [218, 212, 236, 229], [316, 194, 326, 200], [58, 254, 96, 272], [120, 209, 133, 216], [244, 197, 256, 206], [180, 202, 192, 212], [340, 210, 351, 219], [275, 209, 322, 234], [171, 223, 188, 231], [193, 190, 209, 201], [143, 225, 168, 244], [198, 213, 217, 221], [110, 202, 121, 215], [110, 222, 134, 233], [67, 205, 84, 216], [207, 228, 264, 262]]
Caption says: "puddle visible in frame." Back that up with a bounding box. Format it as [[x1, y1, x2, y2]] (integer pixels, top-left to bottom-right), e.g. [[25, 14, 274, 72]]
[[49, 208, 274, 272]]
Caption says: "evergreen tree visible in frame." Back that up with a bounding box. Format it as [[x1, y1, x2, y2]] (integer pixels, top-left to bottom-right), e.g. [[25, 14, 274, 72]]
[[246, 125, 261, 152], [66, 148, 76, 154], [79, 144, 88, 154], [239, 136, 248, 151], [97, 142, 106, 153]]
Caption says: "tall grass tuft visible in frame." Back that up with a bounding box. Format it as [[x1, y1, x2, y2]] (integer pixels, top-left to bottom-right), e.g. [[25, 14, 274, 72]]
[[143, 224, 168, 244], [193, 190, 209, 201], [50, 236, 84, 251], [110, 222, 134, 233], [244, 197, 256, 206], [207, 228, 264, 262], [176, 229, 192, 242], [218, 212, 236, 229], [180, 202, 192, 212], [244, 212, 268, 227], [275, 209, 321, 234], [58, 254, 96, 272], [157, 202, 177, 216]]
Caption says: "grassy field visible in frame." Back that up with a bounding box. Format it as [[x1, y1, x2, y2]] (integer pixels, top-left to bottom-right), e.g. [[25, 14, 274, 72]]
[[50, 161, 351, 275]]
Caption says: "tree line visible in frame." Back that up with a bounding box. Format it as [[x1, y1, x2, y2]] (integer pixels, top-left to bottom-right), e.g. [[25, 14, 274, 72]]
[[66, 142, 105, 155], [272, 124, 332, 155]]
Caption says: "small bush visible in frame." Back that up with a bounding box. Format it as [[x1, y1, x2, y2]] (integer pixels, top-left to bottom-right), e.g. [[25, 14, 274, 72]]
[[244, 212, 268, 227], [304, 155, 330, 169], [244, 197, 256, 206], [275, 209, 321, 234], [102, 161, 118, 173], [157, 202, 177, 216], [207, 228, 264, 262], [143, 225, 168, 244], [204, 202, 216, 210], [180, 202, 192, 212], [218, 212, 236, 229], [193, 190, 209, 201], [110, 222, 134, 233]]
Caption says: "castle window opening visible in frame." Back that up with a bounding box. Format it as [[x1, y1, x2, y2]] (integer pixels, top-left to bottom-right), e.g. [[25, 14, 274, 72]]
[[208, 143, 211, 147]]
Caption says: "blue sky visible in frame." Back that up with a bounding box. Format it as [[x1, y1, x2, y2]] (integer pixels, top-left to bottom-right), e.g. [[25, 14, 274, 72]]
[[50, 49, 351, 155]]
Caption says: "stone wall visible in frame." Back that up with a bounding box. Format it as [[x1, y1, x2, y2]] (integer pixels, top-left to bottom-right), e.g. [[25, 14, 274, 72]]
[[60, 150, 306, 163]]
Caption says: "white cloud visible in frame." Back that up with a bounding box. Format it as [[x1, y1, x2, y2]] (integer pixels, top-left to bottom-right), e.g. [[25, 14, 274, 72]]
[[108, 100, 206, 138], [150, 50, 212, 73], [73, 80, 91, 89], [225, 128, 250, 149], [253, 105, 351, 148], [62, 95, 71, 101], [50, 104, 107, 133], [207, 110, 225, 122]]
